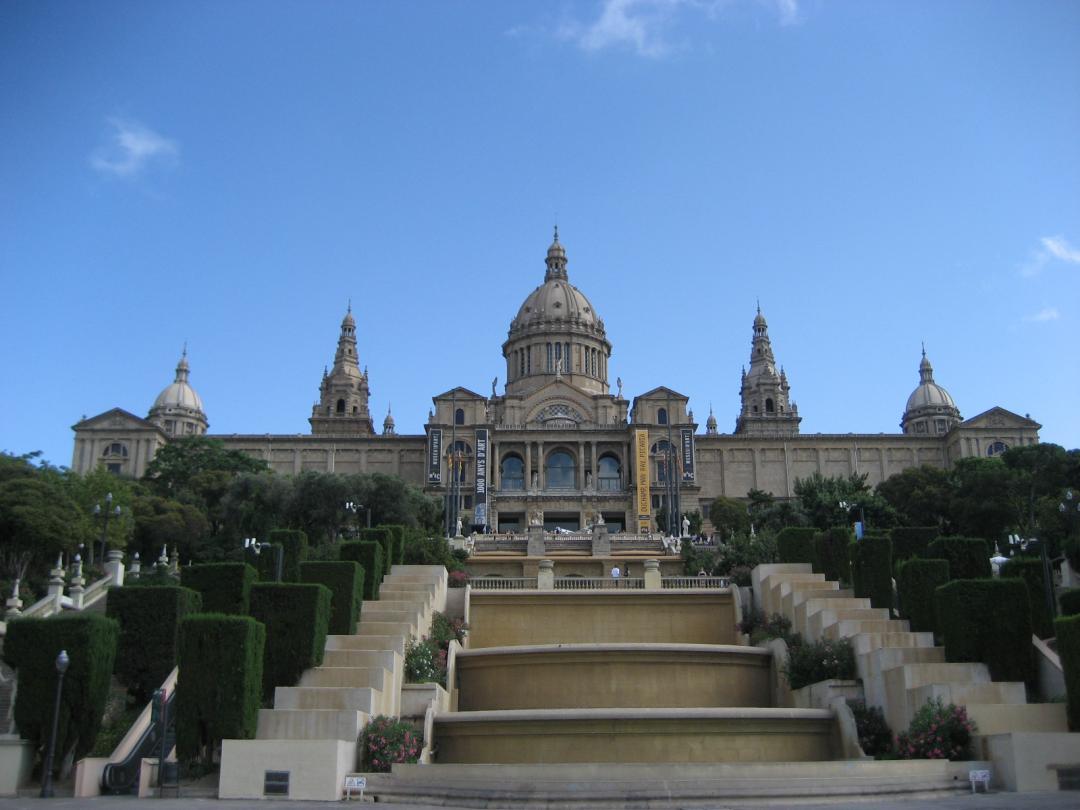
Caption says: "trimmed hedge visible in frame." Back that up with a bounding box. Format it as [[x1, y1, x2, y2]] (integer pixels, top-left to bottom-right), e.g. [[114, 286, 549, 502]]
[[814, 527, 853, 583], [891, 527, 939, 566], [1061, 589, 1080, 618], [936, 578, 1033, 683], [4, 613, 120, 768], [852, 534, 893, 612], [927, 536, 991, 580], [176, 614, 264, 765], [1001, 557, 1054, 639], [300, 561, 364, 635], [268, 529, 309, 582], [106, 585, 202, 701], [340, 541, 384, 600], [380, 524, 407, 566], [896, 558, 950, 634], [249, 583, 332, 701], [181, 563, 257, 615], [359, 528, 393, 581], [777, 527, 817, 565], [1055, 614, 1080, 731]]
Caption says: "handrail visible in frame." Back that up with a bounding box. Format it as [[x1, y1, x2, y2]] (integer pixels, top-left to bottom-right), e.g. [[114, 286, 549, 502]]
[[662, 576, 730, 589], [101, 667, 179, 794], [81, 575, 113, 608]]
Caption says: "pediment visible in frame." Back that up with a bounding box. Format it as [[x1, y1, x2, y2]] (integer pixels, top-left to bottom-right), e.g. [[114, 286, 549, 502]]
[[959, 406, 1041, 431], [633, 385, 688, 404], [431, 386, 486, 403], [72, 407, 159, 432], [523, 387, 598, 427]]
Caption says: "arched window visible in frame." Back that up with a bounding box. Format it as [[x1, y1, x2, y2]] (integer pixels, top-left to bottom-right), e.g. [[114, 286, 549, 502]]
[[103, 442, 128, 458], [657, 407, 668, 425], [500, 454, 525, 490], [765, 398, 775, 413], [598, 455, 621, 492], [545, 451, 575, 490], [987, 441, 1009, 457], [336, 399, 346, 414], [546, 342, 553, 371], [455, 408, 465, 425]]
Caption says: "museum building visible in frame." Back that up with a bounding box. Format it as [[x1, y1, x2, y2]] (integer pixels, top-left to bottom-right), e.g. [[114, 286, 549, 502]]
[[71, 232, 1041, 532]]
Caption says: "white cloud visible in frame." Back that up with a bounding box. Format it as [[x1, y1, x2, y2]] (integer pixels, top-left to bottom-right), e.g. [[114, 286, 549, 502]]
[[91, 118, 178, 178], [1020, 234, 1080, 277], [1041, 235, 1080, 265], [1025, 307, 1060, 323], [558, 0, 799, 58]]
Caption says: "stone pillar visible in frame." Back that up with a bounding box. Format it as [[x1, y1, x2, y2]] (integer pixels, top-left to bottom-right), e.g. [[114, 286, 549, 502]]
[[47, 557, 65, 609], [537, 559, 554, 591], [5, 580, 23, 619], [129, 552, 142, 581], [644, 559, 661, 591], [69, 558, 86, 610], [527, 524, 545, 557], [577, 440, 585, 489], [169, 547, 180, 576], [591, 441, 598, 489], [592, 524, 610, 556], [537, 441, 545, 490], [525, 442, 533, 491], [104, 549, 125, 587]]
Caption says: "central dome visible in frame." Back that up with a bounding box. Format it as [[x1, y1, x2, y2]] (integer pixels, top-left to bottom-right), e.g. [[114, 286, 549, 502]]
[[509, 229, 605, 337]]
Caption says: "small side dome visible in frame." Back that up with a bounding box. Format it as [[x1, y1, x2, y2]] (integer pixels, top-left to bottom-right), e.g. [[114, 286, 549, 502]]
[[382, 405, 396, 435]]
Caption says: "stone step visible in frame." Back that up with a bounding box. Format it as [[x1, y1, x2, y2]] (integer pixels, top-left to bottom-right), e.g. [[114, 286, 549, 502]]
[[807, 607, 886, 641], [320, 649, 399, 671], [378, 584, 437, 603], [220, 738, 358, 802], [383, 574, 444, 586], [966, 702, 1068, 735], [300, 666, 392, 692], [794, 595, 867, 635], [365, 599, 426, 614], [356, 619, 415, 638], [325, 634, 406, 656], [256, 708, 366, 741], [274, 686, 379, 713], [782, 585, 846, 620], [889, 662, 992, 690], [824, 618, 910, 639], [850, 631, 936, 656], [858, 646, 946, 709], [358, 608, 420, 629], [762, 573, 826, 614], [776, 579, 840, 616]]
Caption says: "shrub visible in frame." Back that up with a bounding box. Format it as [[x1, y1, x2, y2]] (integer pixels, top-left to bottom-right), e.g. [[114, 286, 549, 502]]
[[380, 524, 407, 565], [340, 541, 383, 600], [783, 637, 856, 690], [180, 563, 257, 615], [1055, 614, 1080, 731], [1062, 589, 1080, 618], [1000, 557, 1054, 639], [852, 534, 893, 612], [402, 534, 455, 568], [936, 578, 1033, 683], [404, 639, 444, 685], [4, 613, 120, 770], [896, 698, 976, 760], [359, 527, 393, 582], [299, 561, 364, 636], [360, 715, 422, 772], [268, 529, 309, 582], [176, 614, 264, 765], [738, 608, 795, 645], [814, 528, 853, 584], [890, 527, 939, 567], [926, 537, 990, 580], [106, 585, 202, 701], [849, 700, 893, 758], [429, 611, 468, 648], [896, 559, 950, 634], [448, 570, 469, 588], [249, 583, 332, 701], [777, 527, 816, 565]]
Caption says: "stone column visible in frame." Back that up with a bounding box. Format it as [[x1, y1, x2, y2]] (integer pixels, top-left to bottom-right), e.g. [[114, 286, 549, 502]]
[[538, 441, 545, 490], [169, 547, 180, 576], [577, 441, 585, 489], [5, 580, 23, 619], [69, 558, 86, 610], [592, 524, 610, 556], [525, 442, 533, 491], [527, 524, 545, 557], [105, 549, 125, 586], [591, 441, 598, 489], [537, 559, 554, 591], [644, 559, 661, 591], [47, 557, 65, 610]]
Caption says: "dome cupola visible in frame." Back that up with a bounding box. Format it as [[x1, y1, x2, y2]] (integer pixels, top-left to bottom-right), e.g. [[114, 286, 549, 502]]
[[901, 346, 961, 436], [148, 346, 209, 436]]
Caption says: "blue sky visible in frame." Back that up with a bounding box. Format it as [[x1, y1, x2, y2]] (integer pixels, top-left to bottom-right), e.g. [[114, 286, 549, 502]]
[[2, 0, 1078, 468]]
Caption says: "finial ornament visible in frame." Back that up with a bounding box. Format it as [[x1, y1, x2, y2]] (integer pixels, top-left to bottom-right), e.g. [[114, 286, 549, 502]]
[[553, 224, 559, 243], [182, 341, 187, 358], [347, 298, 352, 313], [921, 341, 926, 357]]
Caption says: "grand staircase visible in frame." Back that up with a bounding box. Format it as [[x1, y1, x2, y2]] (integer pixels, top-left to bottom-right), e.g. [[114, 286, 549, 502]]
[[219, 565, 447, 801]]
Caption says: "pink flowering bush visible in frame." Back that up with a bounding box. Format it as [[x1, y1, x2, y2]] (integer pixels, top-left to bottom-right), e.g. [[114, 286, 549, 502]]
[[360, 715, 422, 772], [896, 698, 976, 760], [448, 570, 469, 588]]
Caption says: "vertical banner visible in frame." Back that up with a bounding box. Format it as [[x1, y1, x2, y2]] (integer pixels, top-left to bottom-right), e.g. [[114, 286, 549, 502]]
[[634, 429, 651, 533], [474, 428, 488, 528], [680, 427, 695, 482], [427, 429, 442, 484]]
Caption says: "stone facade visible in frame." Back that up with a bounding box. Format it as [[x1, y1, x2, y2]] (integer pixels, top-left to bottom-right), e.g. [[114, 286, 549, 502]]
[[71, 232, 1041, 530]]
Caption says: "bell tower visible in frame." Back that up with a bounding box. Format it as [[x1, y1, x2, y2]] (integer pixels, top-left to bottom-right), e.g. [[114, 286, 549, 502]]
[[734, 305, 800, 437], [309, 306, 375, 435]]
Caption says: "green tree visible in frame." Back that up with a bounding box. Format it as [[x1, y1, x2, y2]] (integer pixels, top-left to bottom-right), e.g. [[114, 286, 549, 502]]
[[145, 436, 267, 497], [877, 464, 954, 528], [794, 472, 895, 531], [949, 458, 1015, 545], [130, 493, 210, 563], [0, 474, 88, 583], [62, 467, 137, 561], [709, 496, 749, 538]]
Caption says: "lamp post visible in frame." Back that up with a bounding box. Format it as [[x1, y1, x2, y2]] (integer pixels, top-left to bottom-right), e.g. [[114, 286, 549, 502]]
[[344, 501, 371, 539], [244, 537, 283, 581], [39, 649, 70, 798], [1005, 533, 1056, 621], [445, 448, 464, 538], [1060, 489, 1080, 585], [91, 493, 122, 567]]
